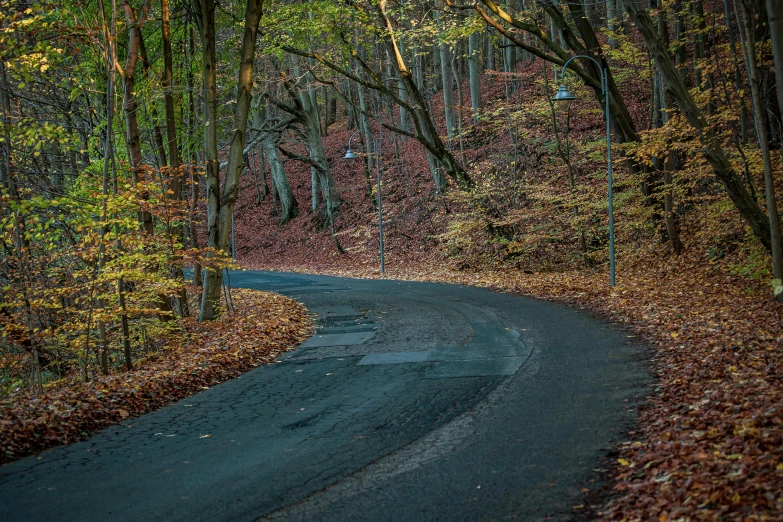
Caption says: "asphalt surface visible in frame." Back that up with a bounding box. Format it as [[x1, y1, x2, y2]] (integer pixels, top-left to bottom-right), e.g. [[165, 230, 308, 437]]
[[0, 271, 650, 521]]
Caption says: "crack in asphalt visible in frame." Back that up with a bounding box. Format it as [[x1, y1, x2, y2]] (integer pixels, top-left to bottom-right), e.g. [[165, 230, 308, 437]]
[[258, 362, 532, 522]]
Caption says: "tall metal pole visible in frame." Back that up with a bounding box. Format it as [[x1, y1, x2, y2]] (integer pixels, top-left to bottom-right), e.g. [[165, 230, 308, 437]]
[[376, 137, 384, 274], [555, 56, 616, 287]]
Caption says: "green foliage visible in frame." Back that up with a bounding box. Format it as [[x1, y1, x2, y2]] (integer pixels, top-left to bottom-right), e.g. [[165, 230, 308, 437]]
[[261, 0, 365, 57], [0, 173, 229, 394]]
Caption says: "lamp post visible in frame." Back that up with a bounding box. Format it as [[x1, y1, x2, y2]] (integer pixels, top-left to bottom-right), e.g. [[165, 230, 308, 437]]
[[551, 56, 615, 287], [344, 130, 384, 274]]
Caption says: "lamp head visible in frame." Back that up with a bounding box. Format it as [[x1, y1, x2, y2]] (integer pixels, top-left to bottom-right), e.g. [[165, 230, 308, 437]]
[[343, 149, 358, 160], [551, 84, 577, 106]]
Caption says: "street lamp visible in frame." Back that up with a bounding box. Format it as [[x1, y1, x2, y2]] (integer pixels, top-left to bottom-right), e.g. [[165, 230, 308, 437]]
[[552, 56, 615, 287], [344, 130, 384, 274]]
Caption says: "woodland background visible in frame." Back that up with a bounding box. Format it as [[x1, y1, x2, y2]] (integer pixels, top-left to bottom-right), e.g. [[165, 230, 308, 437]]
[[2, 0, 783, 519]]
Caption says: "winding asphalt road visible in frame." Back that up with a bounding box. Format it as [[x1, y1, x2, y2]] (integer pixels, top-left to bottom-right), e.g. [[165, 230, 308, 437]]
[[0, 271, 649, 521]]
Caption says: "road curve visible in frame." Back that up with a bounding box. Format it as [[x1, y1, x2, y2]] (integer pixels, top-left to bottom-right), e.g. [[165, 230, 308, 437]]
[[0, 271, 649, 521]]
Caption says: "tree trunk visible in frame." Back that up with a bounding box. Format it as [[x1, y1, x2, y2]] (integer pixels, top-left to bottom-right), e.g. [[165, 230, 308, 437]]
[[740, 0, 783, 285], [435, 0, 456, 140], [627, 3, 773, 251], [468, 31, 482, 123], [199, 0, 264, 321], [606, 0, 617, 49], [288, 55, 340, 215], [396, 39, 410, 132], [376, 0, 473, 189], [451, 51, 466, 165], [766, 0, 783, 298], [263, 137, 298, 224], [120, 0, 153, 235], [655, 4, 684, 254], [725, 0, 749, 144], [355, 52, 376, 198]]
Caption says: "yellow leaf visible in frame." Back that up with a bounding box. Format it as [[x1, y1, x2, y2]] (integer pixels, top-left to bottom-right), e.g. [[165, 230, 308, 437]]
[[670, 332, 679, 339], [618, 458, 631, 466]]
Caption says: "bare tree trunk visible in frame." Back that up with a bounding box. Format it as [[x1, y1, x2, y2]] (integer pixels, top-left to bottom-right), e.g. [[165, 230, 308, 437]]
[[152, 123, 167, 169], [766, 0, 783, 298], [725, 0, 749, 144], [97, 0, 115, 373], [252, 97, 298, 223], [486, 28, 495, 71], [0, 62, 10, 190], [606, 0, 616, 48], [159, 0, 189, 317], [263, 137, 298, 224], [396, 39, 410, 132], [468, 31, 482, 123], [120, 0, 154, 235], [436, 0, 456, 141], [451, 51, 466, 166], [739, 0, 783, 287], [290, 57, 341, 214], [655, 4, 684, 254], [128, 4, 175, 321]]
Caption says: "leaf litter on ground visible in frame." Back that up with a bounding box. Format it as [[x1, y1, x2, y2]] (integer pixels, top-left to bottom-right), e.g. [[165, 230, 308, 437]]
[[0, 289, 313, 465]]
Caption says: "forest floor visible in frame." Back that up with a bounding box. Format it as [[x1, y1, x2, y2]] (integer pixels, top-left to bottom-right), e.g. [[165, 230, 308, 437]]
[[0, 289, 313, 465]]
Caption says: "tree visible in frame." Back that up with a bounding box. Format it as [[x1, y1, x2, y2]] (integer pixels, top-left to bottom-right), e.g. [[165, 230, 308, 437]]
[[626, 3, 776, 260], [195, 0, 265, 321]]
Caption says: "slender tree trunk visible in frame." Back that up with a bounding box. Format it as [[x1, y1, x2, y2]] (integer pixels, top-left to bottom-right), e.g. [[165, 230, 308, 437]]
[[606, 0, 617, 49], [152, 123, 167, 169], [0, 62, 10, 190], [655, 4, 684, 254], [110, 46, 134, 370], [435, 0, 456, 141], [451, 51, 466, 165], [725, 0, 749, 144], [739, 0, 783, 286], [290, 57, 342, 214], [397, 38, 410, 132], [355, 53, 376, 198], [766, 0, 783, 297], [127, 4, 175, 321], [468, 31, 482, 123], [97, 0, 116, 373], [160, 0, 189, 317], [195, 0, 219, 319], [120, 0, 154, 235]]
